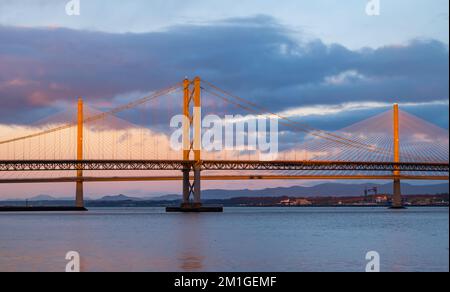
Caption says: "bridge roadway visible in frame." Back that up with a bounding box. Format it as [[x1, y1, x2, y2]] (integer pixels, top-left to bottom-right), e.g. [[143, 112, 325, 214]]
[[0, 175, 448, 184], [0, 160, 448, 172], [0, 160, 448, 183]]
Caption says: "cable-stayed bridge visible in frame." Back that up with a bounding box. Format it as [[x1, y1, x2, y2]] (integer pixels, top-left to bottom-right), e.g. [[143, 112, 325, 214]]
[[0, 77, 448, 210]]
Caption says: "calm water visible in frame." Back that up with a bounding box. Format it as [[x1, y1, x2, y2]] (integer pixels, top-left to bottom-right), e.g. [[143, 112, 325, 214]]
[[0, 207, 448, 272]]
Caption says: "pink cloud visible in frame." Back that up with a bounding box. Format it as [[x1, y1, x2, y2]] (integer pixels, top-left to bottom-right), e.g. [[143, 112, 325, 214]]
[[28, 91, 52, 106]]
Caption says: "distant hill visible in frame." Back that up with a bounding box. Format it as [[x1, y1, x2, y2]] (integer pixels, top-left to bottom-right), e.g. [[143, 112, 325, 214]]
[[1, 183, 447, 203], [9, 195, 89, 201], [99, 194, 143, 201], [146, 194, 183, 201], [27, 195, 75, 201], [28, 195, 59, 201], [131, 182, 449, 201], [199, 182, 449, 200]]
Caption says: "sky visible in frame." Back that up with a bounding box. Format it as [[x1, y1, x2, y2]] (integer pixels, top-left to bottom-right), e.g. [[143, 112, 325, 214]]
[[0, 0, 448, 49], [0, 0, 448, 198]]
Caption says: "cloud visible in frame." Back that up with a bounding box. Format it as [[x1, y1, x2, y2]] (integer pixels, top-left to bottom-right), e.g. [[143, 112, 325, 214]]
[[0, 16, 448, 129], [279, 100, 450, 118], [324, 70, 369, 85]]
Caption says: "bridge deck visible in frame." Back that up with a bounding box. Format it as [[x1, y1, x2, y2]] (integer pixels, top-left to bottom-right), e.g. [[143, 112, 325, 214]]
[[0, 160, 448, 172], [0, 174, 448, 184]]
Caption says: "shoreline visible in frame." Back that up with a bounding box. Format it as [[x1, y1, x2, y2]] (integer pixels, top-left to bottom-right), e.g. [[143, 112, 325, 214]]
[[1, 204, 448, 212]]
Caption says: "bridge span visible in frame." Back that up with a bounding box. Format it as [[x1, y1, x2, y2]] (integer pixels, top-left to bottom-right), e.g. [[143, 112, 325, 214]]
[[0, 159, 448, 172], [0, 77, 448, 211]]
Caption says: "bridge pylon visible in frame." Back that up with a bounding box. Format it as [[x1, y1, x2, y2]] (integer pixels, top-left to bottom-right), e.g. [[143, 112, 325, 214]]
[[391, 103, 405, 209], [180, 77, 203, 209], [75, 97, 85, 209], [167, 77, 222, 212]]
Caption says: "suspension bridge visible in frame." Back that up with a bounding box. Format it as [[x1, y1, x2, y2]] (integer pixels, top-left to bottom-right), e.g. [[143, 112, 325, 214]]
[[0, 77, 448, 211]]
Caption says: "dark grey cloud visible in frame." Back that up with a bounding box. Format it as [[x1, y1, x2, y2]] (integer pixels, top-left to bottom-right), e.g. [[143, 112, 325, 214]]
[[0, 15, 448, 129]]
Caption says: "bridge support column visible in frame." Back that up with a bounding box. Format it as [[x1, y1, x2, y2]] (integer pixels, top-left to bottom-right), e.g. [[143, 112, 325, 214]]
[[179, 165, 204, 210], [391, 103, 405, 209], [193, 165, 201, 206], [76, 180, 84, 208], [182, 168, 191, 204], [75, 97, 85, 209], [392, 178, 402, 208]]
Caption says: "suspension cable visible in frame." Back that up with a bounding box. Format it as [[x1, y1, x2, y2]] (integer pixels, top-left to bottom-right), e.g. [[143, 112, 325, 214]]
[[0, 83, 182, 146]]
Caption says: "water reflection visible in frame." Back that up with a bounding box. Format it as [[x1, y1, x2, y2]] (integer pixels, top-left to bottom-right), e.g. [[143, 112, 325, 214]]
[[179, 254, 204, 271], [175, 214, 205, 271]]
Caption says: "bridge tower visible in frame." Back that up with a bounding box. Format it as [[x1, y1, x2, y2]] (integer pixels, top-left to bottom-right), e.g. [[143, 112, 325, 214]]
[[391, 103, 404, 209], [182, 77, 203, 209], [75, 97, 84, 208], [166, 76, 223, 212]]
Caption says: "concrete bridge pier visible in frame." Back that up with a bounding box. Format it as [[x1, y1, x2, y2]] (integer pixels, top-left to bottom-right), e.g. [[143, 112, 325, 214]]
[[75, 179, 84, 208], [182, 168, 191, 204], [391, 178, 404, 209]]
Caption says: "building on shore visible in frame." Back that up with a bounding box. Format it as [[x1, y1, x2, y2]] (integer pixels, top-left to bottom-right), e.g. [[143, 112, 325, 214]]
[[280, 198, 313, 206]]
